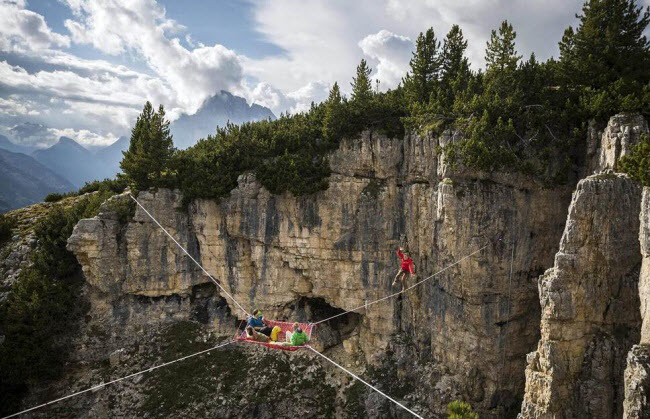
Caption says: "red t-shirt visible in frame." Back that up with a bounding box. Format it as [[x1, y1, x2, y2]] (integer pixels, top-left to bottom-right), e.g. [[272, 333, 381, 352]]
[[397, 249, 414, 274]]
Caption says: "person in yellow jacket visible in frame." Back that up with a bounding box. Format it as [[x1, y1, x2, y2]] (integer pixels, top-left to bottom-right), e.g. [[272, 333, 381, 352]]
[[269, 325, 282, 342]]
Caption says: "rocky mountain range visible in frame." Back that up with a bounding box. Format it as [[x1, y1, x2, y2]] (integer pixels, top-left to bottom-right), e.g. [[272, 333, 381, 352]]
[[31, 137, 115, 189], [0, 92, 275, 212], [0, 148, 75, 212]]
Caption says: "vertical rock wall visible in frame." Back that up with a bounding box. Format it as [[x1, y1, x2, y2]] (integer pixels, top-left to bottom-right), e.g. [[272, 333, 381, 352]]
[[624, 188, 650, 418], [520, 173, 642, 418]]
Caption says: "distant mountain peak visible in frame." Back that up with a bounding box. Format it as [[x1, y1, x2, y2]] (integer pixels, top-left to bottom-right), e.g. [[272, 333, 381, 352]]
[[55, 136, 87, 150], [170, 90, 275, 149]]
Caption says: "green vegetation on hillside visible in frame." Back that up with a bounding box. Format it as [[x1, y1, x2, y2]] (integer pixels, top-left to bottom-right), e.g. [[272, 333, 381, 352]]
[[116, 0, 650, 197], [448, 400, 479, 419], [0, 190, 127, 415], [0, 214, 15, 247]]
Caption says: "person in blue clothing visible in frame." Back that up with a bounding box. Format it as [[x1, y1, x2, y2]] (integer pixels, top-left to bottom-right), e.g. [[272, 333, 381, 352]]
[[247, 309, 265, 328], [247, 309, 273, 336]]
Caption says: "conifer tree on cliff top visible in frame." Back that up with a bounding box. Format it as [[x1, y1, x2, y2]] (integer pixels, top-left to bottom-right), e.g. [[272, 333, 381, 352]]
[[485, 20, 521, 74], [441, 25, 469, 83], [560, 0, 650, 90], [351, 59, 373, 106], [120, 101, 175, 190], [403, 28, 441, 104], [323, 82, 346, 143], [558, 0, 650, 119], [436, 24, 471, 110]]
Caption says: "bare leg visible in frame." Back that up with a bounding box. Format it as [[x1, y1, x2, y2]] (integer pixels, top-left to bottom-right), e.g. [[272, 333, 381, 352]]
[[392, 270, 402, 285], [399, 272, 407, 289]]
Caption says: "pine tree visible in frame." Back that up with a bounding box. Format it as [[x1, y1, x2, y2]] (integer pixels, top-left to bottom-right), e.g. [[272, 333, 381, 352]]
[[559, 0, 650, 95], [437, 24, 471, 109], [403, 28, 441, 104], [323, 82, 346, 143], [441, 25, 470, 83], [351, 59, 373, 105], [120, 101, 175, 190], [485, 20, 521, 73]]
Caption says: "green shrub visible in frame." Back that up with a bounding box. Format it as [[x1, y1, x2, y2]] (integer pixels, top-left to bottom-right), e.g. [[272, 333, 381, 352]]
[[78, 177, 128, 195], [0, 214, 15, 247], [448, 400, 478, 419], [44, 192, 65, 202], [620, 134, 650, 186], [102, 195, 136, 224]]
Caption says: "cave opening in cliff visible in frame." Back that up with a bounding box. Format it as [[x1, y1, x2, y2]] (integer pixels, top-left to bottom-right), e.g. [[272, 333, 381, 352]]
[[287, 297, 362, 350]]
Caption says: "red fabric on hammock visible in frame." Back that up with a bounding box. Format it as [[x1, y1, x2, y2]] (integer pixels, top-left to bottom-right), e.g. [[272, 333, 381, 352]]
[[236, 319, 314, 351]]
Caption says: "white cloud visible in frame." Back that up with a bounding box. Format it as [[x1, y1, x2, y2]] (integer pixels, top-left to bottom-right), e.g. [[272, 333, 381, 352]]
[[61, 100, 140, 130], [243, 81, 293, 116], [286, 81, 330, 113], [48, 127, 117, 147], [6, 121, 115, 148], [0, 60, 163, 108], [359, 30, 413, 90], [0, 0, 70, 50], [246, 0, 582, 95], [61, 0, 244, 115], [0, 97, 31, 116], [242, 80, 330, 116]]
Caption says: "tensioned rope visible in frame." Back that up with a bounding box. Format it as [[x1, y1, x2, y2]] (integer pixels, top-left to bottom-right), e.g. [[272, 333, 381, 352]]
[[307, 346, 424, 419], [311, 244, 488, 326], [1, 340, 235, 419], [128, 193, 251, 318]]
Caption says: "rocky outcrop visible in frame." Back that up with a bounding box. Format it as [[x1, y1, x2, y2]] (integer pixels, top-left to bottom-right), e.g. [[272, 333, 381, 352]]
[[67, 191, 236, 364], [624, 188, 650, 418], [587, 113, 649, 174], [624, 345, 650, 418], [68, 190, 204, 298], [520, 173, 642, 418]]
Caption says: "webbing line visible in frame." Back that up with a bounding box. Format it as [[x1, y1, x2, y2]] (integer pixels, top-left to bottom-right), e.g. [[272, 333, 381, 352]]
[[307, 346, 424, 419], [311, 244, 487, 325], [1, 340, 235, 419], [128, 193, 251, 318]]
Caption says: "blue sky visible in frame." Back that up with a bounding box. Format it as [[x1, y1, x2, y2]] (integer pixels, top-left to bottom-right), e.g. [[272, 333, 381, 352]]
[[27, 0, 285, 61], [0, 0, 646, 149]]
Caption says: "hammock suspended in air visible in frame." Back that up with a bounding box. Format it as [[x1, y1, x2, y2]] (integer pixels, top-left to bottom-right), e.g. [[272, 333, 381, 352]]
[[236, 320, 314, 352]]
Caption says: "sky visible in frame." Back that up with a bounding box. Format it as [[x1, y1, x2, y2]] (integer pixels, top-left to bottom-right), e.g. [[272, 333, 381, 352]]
[[0, 0, 648, 149]]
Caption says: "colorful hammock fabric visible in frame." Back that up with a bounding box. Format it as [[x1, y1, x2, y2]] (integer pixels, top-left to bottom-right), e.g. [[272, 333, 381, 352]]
[[236, 319, 314, 351]]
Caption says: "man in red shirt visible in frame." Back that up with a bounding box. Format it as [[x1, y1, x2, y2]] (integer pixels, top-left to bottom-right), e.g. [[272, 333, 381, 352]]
[[392, 247, 415, 289]]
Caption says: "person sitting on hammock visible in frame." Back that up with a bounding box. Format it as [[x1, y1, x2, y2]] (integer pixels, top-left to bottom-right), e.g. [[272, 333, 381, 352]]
[[246, 326, 269, 343], [392, 247, 415, 289], [247, 309, 273, 336], [282, 322, 309, 346]]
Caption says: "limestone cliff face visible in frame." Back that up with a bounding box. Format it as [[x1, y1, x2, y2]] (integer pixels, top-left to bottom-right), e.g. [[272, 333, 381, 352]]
[[587, 113, 649, 174], [520, 173, 642, 418], [624, 188, 650, 418], [68, 129, 573, 416], [67, 190, 235, 364]]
